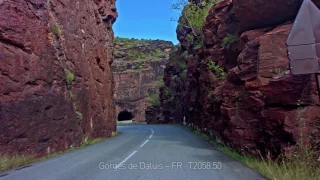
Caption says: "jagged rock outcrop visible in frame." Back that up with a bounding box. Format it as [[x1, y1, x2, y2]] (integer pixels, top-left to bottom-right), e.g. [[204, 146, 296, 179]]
[[113, 38, 174, 121], [0, 0, 117, 156], [150, 0, 320, 156]]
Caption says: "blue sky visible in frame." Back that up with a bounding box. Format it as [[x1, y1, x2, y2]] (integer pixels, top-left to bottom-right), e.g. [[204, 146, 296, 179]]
[[113, 0, 180, 44]]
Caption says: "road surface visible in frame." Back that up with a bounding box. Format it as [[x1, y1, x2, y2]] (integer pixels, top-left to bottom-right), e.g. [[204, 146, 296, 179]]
[[0, 125, 265, 180]]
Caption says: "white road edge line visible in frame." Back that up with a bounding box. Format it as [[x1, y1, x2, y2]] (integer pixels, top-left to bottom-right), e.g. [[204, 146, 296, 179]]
[[117, 150, 137, 168], [140, 140, 149, 147]]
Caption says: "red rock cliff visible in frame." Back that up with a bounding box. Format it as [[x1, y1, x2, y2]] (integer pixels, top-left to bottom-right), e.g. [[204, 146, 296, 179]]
[[150, 0, 320, 156], [0, 0, 117, 156], [113, 38, 174, 121]]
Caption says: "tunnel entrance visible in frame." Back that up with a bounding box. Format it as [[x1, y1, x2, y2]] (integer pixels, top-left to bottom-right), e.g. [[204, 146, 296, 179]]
[[117, 110, 133, 121]]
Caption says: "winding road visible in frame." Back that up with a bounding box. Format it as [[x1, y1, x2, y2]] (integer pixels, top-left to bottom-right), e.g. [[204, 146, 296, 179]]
[[0, 125, 265, 180]]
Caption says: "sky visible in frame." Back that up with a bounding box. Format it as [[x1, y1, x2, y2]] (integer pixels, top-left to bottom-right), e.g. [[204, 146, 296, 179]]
[[113, 0, 181, 44]]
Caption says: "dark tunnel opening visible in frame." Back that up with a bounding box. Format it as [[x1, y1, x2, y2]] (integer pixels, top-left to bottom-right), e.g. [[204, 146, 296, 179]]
[[117, 110, 133, 121]]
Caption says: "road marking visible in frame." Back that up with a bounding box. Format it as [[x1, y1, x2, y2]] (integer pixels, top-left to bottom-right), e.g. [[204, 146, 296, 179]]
[[140, 140, 149, 147], [117, 150, 137, 168], [116, 129, 154, 169], [149, 129, 154, 138]]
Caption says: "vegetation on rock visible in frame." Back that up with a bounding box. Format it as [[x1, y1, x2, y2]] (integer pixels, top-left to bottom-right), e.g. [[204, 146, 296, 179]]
[[51, 23, 62, 37], [207, 61, 227, 81], [172, 0, 221, 37], [114, 37, 172, 62], [64, 69, 75, 85], [148, 92, 160, 106], [221, 33, 237, 47]]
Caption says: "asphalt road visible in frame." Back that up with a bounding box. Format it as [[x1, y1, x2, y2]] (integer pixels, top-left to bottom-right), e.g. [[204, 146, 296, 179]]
[[0, 125, 265, 180]]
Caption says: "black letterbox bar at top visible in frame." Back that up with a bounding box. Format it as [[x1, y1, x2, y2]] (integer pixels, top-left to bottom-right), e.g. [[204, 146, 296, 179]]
[[286, 0, 320, 75]]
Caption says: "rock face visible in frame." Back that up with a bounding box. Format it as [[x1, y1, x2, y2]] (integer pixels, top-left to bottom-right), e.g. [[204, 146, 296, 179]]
[[0, 0, 117, 156], [233, 0, 320, 32], [146, 49, 187, 124], [151, 0, 320, 156], [113, 38, 174, 121]]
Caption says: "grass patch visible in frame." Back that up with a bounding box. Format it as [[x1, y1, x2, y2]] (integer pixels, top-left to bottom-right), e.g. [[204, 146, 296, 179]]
[[0, 132, 120, 172], [81, 137, 103, 147], [0, 154, 34, 172], [186, 126, 320, 180]]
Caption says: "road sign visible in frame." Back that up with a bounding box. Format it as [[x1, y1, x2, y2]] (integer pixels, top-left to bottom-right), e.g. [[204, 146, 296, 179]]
[[286, 0, 320, 100]]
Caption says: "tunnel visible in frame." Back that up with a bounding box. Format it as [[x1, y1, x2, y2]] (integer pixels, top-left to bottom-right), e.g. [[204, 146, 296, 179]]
[[117, 110, 133, 121]]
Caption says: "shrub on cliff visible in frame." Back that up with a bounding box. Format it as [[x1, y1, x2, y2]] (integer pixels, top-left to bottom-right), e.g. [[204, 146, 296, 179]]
[[51, 23, 62, 37], [207, 61, 227, 81], [64, 69, 75, 85], [221, 34, 237, 47], [156, 76, 165, 87], [148, 93, 160, 106], [172, 0, 221, 37]]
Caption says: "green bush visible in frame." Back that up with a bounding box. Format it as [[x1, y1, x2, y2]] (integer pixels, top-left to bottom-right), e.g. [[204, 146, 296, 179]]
[[156, 76, 165, 87], [177, 61, 187, 69], [153, 48, 163, 57], [64, 69, 75, 85], [187, 34, 194, 42], [174, 0, 220, 37], [134, 63, 142, 70], [180, 70, 187, 78], [128, 50, 139, 59], [194, 40, 203, 49], [181, 51, 188, 58], [52, 23, 62, 37], [139, 52, 147, 59], [207, 61, 227, 81], [148, 93, 160, 106], [221, 34, 237, 47]]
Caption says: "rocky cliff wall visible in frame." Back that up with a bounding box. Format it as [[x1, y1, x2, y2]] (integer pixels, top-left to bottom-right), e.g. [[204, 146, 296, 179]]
[[147, 0, 320, 156], [113, 38, 174, 121], [0, 0, 117, 156]]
